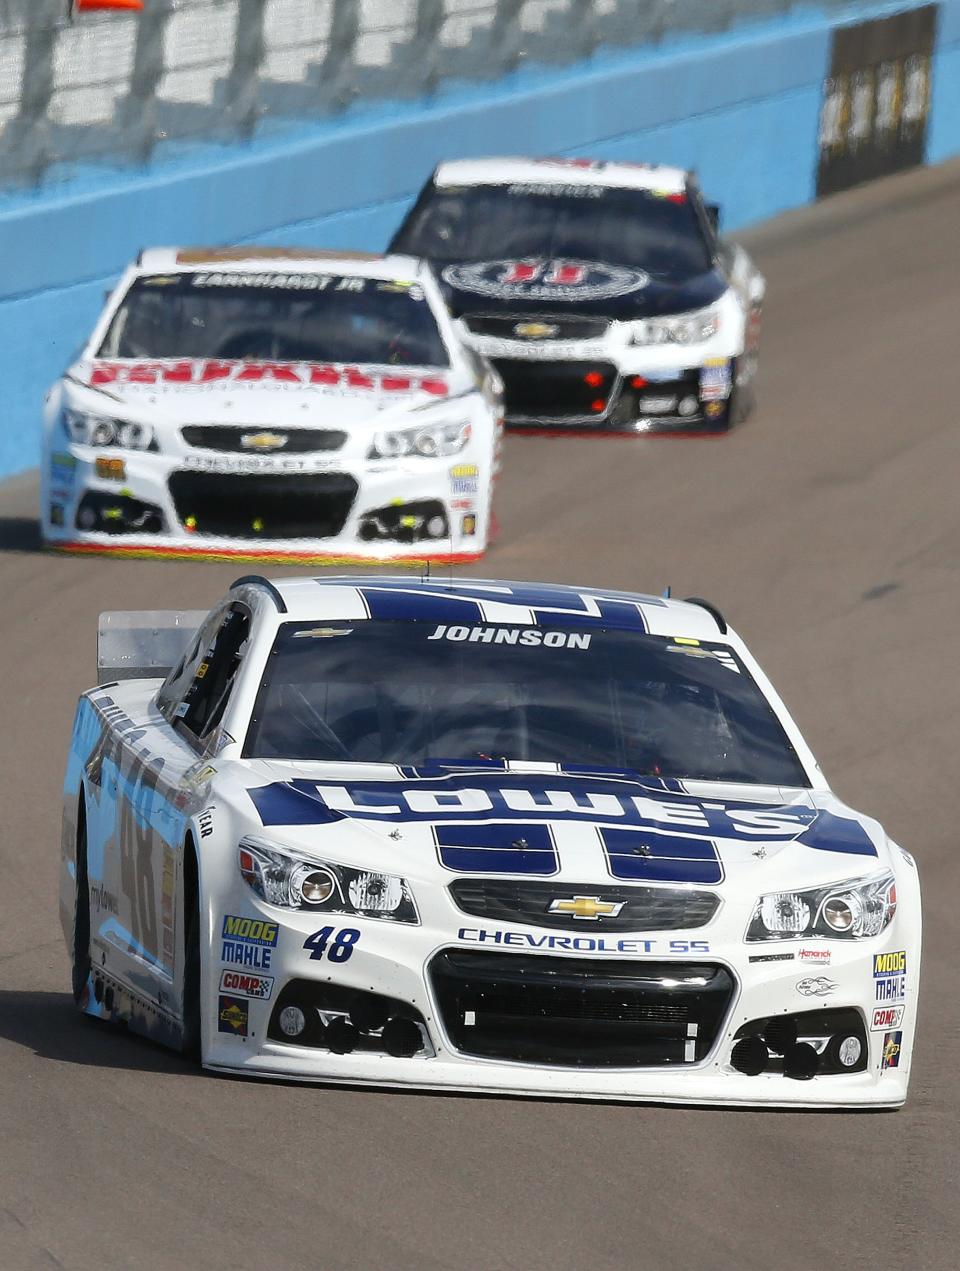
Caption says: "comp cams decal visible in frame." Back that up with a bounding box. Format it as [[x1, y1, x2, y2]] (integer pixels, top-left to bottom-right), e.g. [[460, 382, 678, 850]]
[[219, 969, 274, 1000]]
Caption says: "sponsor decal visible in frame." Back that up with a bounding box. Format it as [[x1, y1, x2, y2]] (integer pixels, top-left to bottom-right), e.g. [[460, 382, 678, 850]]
[[874, 949, 907, 1003], [442, 258, 649, 303], [218, 995, 249, 1036], [198, 809, 214, 839], [796, 976, 837, 997], [704, 401, 725, 419], [221, 916, 278, 946], [450, 462, 479, 495], [461, 514, 477, 537], [221, 915, 279, 970], [871, 1005, 904, 1032], [798, 947, 831, 965], [91, 883, 119, 915], [458, 927, 709, 955], [219, 969, 274, 1000], [425, 624, 591, 649], [881, 1029, 903, 1070], [748, 952, 795, 963], [700, 358, 732, 402], [303, 926, 361, 964], [50, 504, 65, 526], [88, 360, 448, 396], [874, 950, 907, 976], [250, 774, 876, 857]]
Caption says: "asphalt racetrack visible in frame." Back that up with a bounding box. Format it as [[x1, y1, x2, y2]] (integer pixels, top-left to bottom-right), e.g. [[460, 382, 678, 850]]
[[1, 159, 959, 1270]]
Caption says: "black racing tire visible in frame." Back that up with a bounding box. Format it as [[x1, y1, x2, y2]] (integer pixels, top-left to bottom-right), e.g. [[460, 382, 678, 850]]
[[71, 801, 92, 1005], [180, 841, 202, 1061]]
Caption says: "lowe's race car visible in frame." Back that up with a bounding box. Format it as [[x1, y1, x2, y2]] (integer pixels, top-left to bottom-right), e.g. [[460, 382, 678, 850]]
[[391, 157, 764, 433], [41, 249, 502, 562], [61, 577, 920, 1107]]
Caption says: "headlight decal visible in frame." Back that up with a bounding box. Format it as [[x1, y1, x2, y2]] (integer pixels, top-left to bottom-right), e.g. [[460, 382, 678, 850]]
[[746, 871, 897, 942], [239, 838, 419, 924], [369, 420, 471, 461], [631, 305, 722, 347], [64, 407, 155, 451]]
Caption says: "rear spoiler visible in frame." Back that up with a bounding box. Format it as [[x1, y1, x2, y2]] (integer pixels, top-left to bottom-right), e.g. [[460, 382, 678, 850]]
[[98, 610, 206, 684]]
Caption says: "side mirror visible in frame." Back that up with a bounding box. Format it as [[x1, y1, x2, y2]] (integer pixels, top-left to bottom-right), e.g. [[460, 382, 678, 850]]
[[705, 203, 721, 233]]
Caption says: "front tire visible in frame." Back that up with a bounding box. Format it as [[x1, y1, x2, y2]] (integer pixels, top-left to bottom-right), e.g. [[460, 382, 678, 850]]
[[71, 801, 91, 1004]]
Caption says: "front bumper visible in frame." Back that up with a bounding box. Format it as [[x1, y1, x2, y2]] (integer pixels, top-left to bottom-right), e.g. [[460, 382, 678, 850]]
[[41, 445, 492, 563], [489, 357, 739, 434], [203, 906, 916, 1108]]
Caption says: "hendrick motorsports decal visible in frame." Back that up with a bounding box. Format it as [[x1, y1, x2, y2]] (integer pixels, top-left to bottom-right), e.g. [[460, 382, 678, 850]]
[[442, 258, 649, 302]]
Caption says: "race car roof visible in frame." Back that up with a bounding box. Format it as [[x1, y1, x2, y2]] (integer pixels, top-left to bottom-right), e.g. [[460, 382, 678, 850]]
[[238, 575, 729, 642], [433, 157, 688, 195], [135, 246, 425, 280]]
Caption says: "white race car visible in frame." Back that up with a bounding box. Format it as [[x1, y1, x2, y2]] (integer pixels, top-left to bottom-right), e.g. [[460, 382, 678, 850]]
[[390, 157, 764, 433], [60, 576, 920, 1107], [41, 249, 502, 562]]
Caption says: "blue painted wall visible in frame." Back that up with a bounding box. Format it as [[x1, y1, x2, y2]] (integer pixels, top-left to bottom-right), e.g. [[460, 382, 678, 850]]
[[0, 0, 957, 480]]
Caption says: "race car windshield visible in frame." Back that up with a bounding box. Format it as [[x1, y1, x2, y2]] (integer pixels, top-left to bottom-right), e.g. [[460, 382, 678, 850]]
[[394, 183, 713, 277], [98, 272, 449, 367], [243, 621, 810, 786]]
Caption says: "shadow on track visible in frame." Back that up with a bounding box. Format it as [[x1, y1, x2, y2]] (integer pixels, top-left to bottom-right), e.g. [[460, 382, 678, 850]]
[[0, 990, 191, 1075], [0, 516, 42, 553]]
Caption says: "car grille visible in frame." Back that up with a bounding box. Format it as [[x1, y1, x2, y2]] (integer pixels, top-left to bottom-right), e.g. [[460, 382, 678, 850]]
[[167, 471, 358, 539], [464, 313, 610, 341], [449, 879, 720, 931], [180, 425, 346, 453], [429, 950, 735, 1067], [490, 358, 619, 422]]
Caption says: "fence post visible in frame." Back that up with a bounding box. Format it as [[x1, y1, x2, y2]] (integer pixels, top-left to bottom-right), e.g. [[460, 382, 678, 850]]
[[222, 0, 266, 138], [314, 0, 361, 110], [115, 0, 173, 163], [4, 4, 60, 184]]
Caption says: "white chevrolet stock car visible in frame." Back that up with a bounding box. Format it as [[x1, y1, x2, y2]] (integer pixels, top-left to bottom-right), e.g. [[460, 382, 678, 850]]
[[61, 576, 920, 1108], [41, 249, 502, 563], [390, 156, 765, 433]]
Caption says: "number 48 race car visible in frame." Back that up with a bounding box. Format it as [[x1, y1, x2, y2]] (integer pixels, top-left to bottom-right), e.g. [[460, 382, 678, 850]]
[[61, 576, 920, 1107]]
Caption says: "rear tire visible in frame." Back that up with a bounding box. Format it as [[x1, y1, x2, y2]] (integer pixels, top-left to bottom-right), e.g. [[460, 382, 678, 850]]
[[71, 801, 91, 1005], [180, 840, 202, 1060]]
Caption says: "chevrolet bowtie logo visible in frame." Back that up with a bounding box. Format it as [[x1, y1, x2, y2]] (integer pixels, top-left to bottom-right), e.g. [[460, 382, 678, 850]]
[[240, 430, 288, 451], [513, 321, 560, 339], [547, 895, 624, 921]]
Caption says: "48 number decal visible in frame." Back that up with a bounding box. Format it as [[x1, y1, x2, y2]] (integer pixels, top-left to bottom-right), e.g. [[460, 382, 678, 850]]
[[303, 926, 360, 963]]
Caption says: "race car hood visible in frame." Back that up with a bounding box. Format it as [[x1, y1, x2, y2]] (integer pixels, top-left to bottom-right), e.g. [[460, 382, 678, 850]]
[[438, 260, 729, 321], [234, 763, 892, 892], [67, 358, 458, 429]]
